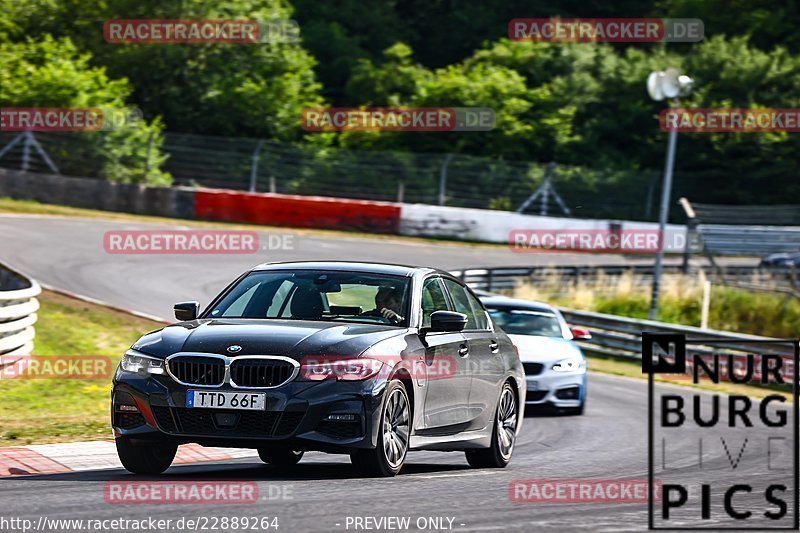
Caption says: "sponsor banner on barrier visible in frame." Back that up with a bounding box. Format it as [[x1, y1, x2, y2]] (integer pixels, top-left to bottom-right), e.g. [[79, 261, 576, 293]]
[[661, 108, 800, 133], [102, 230, 293, 254], [509, 228, 685, 253], [300, 107, 496, 132], [509, 18, 703, 43], [193, 190, 402, 234], [509, 479, 660, 503], [103, 19, 299, 44]]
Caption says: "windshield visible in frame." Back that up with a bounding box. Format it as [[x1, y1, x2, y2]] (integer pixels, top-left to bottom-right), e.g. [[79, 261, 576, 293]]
[[207, 270, 411, 327], [488, 308, 564, 338]]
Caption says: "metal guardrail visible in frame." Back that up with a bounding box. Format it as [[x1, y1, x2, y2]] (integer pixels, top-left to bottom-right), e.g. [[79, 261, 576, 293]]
[[695, 224, 800, 256], [558, 308, 794, 361], [0, 263, 41, 357], [452, 264, 800, 296]]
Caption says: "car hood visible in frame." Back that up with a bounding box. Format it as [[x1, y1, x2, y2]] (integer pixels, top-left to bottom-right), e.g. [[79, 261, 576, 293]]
[[132, 319, 409, 360], [507, 334, 584, 363]]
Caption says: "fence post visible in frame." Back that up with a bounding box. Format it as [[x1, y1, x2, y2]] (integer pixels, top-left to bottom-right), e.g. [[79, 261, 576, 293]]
[[397, 180, 405, 203], [249, 140, 265, 193], [438, 153, 453, 206]]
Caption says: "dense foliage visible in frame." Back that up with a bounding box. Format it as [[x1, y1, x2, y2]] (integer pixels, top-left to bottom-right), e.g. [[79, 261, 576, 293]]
[[1, 0, 798, 205]]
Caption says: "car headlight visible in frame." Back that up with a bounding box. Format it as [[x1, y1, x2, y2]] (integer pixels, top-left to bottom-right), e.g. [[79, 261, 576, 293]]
[[298, 356, 384, 381], [551, 357, 586, 372], [120, 349, 165, 375]]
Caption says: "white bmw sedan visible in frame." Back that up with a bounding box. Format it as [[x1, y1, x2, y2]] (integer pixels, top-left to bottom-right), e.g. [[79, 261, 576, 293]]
[[480, 296, 590, 415]]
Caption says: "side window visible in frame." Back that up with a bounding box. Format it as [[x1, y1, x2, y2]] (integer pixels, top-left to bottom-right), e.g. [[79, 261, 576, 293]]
[[465, 291, 490, 330], [421, 277, 450, 327], [442, 279, 478, 330]]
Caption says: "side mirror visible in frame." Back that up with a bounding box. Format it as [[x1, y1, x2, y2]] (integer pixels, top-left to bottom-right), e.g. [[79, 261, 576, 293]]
[[174, 301, 200, 321], [570, 326, 592, 340], [428, 311, 468, 332]]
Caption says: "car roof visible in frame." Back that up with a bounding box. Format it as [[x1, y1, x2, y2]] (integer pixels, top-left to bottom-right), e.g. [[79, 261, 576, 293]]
[[479, 295, 557, 313], [251, 261, 443, 277]]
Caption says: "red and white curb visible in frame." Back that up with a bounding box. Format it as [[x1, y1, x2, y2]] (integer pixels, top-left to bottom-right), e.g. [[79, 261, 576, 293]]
[[0, 441, 258, 476]]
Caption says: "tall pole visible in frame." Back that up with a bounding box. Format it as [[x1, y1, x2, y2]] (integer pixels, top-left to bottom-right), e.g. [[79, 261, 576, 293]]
[[648, 117, 678, 320], [438, 153, 453, 206]]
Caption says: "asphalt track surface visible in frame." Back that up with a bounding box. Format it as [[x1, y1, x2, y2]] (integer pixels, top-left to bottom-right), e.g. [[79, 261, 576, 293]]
[[0, 214, 788, 532], [1, 374, 793, 532], [0, 214, 662, 320]]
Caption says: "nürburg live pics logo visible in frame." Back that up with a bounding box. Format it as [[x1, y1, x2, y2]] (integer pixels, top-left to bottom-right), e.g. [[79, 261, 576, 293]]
[[643, 332, 799, 530]]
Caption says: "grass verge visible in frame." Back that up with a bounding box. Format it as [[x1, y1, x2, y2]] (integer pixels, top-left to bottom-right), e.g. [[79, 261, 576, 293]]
[[0, 290, 163, 446]]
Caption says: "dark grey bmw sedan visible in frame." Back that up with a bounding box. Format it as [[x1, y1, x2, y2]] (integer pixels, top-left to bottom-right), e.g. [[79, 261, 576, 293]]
[[112, 262, 525, 477]]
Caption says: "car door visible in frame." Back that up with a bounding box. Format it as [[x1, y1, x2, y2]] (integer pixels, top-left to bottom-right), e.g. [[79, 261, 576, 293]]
[[418, 276, 472, 430], [442, 278, 504, 430]]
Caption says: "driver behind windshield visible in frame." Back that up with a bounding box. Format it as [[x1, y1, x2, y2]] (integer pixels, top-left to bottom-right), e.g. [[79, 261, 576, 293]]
[[362, 286, 405, 323]]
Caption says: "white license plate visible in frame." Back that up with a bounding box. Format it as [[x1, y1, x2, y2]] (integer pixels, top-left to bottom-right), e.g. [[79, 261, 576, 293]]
[[186, 390, 266, 410]]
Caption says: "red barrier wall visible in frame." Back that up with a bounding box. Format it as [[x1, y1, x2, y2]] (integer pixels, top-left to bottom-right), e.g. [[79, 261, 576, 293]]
[[194, 189, 401, 234]]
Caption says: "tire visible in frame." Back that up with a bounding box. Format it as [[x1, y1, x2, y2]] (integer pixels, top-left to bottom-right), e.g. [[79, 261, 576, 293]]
[[465, 382, 517, 469], [350, 380, 410, 477], [116, 436, 177, 475], [258, 448, 304, 466]]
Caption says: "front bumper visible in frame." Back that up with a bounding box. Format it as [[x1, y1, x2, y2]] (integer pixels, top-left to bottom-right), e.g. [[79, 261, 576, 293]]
[[111, 368, 388, 452], [524, 369, 586, 408]]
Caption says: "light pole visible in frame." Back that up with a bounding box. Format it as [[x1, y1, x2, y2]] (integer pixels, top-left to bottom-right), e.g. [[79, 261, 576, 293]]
[[646, 68, 693, 320]]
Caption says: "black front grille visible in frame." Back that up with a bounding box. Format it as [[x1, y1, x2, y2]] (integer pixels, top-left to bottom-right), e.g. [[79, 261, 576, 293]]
[[523, 362, 545, 375], [152, 406, 177, 432], [317, 420, 362, 439], [168, 356, 225, 386], [115, 412, 146, 429], [230, 359, 295, 388], [526, 391, 548, 402], [153, 408, 304, 438]]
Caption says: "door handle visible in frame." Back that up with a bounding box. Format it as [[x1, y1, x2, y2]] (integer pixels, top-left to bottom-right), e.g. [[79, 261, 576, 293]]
[[489, 340, 499, 353], [458, 344, 469, 357]]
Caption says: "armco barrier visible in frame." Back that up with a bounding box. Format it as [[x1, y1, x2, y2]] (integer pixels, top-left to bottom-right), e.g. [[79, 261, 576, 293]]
[[558, 307, 795, 364], [193, 188, 401, 233], [452, 264, 800, 296], [0, 263, 41, 357], [399, 203, 687, 246], [0, 168, 195, 219]]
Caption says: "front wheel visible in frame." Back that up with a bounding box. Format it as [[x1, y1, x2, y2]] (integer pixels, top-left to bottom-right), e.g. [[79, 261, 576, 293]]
[[116, 436, 177, 475], [258, 448, 304, 466], [466, 382, 517, 469], [351, 380, 410, 477]]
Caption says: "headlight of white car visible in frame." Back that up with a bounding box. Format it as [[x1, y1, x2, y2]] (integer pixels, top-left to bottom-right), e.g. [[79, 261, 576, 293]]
[[120, 349, 165, 375], [551, 357, 586, 372]]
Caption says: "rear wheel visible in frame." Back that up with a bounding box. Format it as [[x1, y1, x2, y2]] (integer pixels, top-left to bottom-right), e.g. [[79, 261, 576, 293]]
[[466, 382, 517, 469], [351, 380, 410, 477], [258, 448, 304, 466], [116, 436, 177, 475]]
